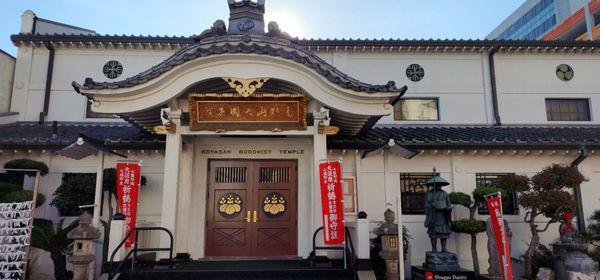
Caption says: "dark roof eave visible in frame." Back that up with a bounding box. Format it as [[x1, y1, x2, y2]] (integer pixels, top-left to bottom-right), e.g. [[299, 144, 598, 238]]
[[12, 33, 600, 49], [0, 142, 165, 150]]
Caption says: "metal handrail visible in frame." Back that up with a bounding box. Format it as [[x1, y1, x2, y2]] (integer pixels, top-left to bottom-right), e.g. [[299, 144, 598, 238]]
[[310, 226, 357, 279], [108, 226, 174, 280]]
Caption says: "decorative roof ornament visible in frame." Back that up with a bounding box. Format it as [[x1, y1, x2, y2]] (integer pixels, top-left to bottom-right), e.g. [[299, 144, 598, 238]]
[[266, 21, 292, 40], [222, 77, 269, 97], [194, 20, 227, 41], [227, 0, 266, 35]]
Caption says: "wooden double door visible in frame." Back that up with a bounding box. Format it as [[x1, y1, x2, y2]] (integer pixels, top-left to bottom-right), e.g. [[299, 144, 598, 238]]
[[206, 160, 297, 257]]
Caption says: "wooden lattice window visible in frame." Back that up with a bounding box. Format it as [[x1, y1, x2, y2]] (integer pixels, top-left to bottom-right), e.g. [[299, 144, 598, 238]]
[[215, 167, 247, 183], [476, 173, 519, 215], [259, 167, 290, 183], [342, 178, 357, 214], [400, 173, 433, 215]]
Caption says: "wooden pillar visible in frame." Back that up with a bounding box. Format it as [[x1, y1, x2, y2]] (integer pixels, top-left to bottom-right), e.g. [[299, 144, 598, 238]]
[[160, 110, 182, 257]]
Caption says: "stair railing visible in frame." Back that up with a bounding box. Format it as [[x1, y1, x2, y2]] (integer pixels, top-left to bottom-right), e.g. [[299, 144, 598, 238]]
[[107, 226, 174, 280], [311, 226, 358, 280]]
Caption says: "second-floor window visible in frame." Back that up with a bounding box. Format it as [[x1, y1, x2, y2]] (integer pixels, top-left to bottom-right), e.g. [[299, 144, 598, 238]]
[[394, 98, 439, 121], [545, 98, 591, 121]]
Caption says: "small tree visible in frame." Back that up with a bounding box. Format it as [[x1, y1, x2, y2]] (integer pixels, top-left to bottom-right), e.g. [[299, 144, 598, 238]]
[[449, 186, 500, 275], [30, 218, 79, 280], [499, 164, 585, 277]]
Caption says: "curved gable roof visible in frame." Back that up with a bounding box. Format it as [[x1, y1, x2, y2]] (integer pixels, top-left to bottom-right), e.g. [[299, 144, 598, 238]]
[[72, 35, 402, 94]]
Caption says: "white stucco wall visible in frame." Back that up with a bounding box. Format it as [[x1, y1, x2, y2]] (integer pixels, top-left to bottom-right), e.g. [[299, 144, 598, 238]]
[[10, 46, 177, 122], [330, 149, 599, 272]]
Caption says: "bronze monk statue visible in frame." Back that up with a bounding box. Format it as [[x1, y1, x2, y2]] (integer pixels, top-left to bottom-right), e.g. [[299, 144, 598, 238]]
[[424, 174, 452, 252], [422, 169, 460, 270]]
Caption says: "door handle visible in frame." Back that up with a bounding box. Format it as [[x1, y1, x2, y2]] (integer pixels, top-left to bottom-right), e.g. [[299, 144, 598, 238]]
[[253, 210, 259, 223], [245, 210, 251, 223]]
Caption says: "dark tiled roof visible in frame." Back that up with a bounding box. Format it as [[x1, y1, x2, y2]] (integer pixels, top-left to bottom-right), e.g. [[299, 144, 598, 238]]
[[72, 35, 401, 93], [328, 125, 600, 150], [0, 122, 164, 149], [11, 33, 600, 51]]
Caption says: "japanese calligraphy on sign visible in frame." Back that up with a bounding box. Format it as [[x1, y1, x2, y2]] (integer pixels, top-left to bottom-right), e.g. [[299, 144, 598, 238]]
[[318, 160, 345, 245], [188, 94, 307, 131], [116, 161, 141, 249]]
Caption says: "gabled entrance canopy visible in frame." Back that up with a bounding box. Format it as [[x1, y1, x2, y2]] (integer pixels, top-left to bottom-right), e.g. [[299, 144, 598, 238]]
[[73, 35, 406, 135]]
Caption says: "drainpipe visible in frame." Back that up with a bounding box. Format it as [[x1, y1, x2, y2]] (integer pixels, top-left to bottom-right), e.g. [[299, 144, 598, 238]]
[[488, 47, 501, 125], [571, 146, 589, 232], [39, 42, 55, 123]]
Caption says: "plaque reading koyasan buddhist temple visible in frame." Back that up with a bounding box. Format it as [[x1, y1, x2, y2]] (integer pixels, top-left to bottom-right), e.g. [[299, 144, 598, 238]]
[[188, 94, 307, 131]]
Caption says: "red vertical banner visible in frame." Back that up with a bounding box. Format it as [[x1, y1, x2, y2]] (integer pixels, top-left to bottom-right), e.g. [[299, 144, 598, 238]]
[[486, 193, 513, 280], [116, 161, 141, 249], [319, 160, 345, 245]]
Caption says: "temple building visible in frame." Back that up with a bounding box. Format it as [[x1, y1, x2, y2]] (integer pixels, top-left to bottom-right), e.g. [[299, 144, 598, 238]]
[[3, 0, 600, 277]]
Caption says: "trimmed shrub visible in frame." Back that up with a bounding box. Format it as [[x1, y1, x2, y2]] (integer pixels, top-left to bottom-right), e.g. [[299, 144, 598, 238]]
[[0, 190, 45, 207], [4, 159, 49, 175], [451, 218, 486, 233], [0, 182, 22, 197], [449, 192, 472, 208]]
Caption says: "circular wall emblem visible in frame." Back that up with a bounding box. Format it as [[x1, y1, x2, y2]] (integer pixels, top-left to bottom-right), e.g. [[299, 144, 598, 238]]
[[262, 192, 287, 218], [556, 64, 574, 81], [218, 193, 243, 218], [237, 19, 255, 31], [406, 64, 425, 82], [103, 60, 123, 79]]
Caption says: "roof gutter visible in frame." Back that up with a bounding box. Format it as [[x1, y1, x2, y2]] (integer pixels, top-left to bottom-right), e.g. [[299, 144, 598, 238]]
[[39, 42, 55, 123], [571, 145, 589, 232], [488, 47, 501, 125]]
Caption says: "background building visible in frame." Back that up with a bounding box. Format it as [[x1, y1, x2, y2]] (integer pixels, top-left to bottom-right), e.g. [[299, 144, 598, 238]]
[[487, 0, 589, 39], [543, 0, 600, 40], [0, 49, 15, 115]]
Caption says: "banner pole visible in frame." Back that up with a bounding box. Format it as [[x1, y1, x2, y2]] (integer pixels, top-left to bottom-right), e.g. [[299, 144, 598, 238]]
[[397, 195, 405, 280]]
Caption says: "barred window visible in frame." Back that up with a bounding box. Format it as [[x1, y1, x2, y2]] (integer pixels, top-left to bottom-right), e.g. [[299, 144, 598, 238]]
[[545, 99, 591, 121], [400, 173, 433, 214], [476, 173, 519, 215]]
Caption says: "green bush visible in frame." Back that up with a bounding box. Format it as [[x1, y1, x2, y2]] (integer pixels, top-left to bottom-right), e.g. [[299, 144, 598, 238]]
[[472, 186, 501, 204], [50, 173, 96, 216], [4, 159, 49, 175], [451, 218, 486, 234], [0, 182, 22, 197], [449, 192, 472, 208], [0, 190, 45, 207]]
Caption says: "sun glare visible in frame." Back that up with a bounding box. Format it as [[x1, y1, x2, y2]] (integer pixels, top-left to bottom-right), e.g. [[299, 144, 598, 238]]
[[265, 12, 305, 38]]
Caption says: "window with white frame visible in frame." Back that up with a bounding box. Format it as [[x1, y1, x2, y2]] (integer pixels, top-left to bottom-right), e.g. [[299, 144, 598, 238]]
[[394, 98, 439, 121]]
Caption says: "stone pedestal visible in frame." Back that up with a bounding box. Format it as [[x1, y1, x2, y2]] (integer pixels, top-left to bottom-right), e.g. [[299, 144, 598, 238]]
[[69, 255, 94, 280], [424, 251, 459, 270], [553, 243, 599, 279]]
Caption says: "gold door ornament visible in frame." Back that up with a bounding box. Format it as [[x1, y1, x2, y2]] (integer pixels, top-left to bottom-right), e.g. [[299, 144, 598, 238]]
[[222, 77, 269, 97], [218, 193, 243, 218], [262, 192, 287, 218]]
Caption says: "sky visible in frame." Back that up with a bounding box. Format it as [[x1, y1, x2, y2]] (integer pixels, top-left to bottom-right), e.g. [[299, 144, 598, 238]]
[[0, 0, 525, 56]]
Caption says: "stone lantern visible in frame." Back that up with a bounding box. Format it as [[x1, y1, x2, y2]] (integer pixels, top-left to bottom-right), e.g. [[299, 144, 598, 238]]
[[374, 209, 400, 280], [67, 212, 101, 280]]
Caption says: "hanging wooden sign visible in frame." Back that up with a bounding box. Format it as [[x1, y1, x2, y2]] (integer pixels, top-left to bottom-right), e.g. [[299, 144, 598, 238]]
[[188, 94, 307, 131]]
